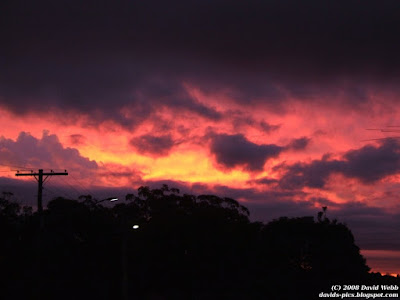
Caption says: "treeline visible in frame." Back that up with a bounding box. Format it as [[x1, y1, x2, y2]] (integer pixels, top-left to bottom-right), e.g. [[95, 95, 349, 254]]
[[0, 185, 398, 299]]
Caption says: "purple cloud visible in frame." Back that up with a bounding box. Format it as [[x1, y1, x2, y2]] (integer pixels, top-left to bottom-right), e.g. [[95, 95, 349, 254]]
[[130, 134, 175, 157], [209, 133, 283, 171], [0, 131, 98, 171], [279, 139, 400, 189]]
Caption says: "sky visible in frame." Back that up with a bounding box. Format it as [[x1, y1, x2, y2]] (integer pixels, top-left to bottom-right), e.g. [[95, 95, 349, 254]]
[[1, 0, 400, 275]]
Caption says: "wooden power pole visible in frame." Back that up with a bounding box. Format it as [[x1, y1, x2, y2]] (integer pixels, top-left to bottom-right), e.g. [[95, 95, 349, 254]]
[[15, 169, 68, 213], [15, 169, 68, 297]]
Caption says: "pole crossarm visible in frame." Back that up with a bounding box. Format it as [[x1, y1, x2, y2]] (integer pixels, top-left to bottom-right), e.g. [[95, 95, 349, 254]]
[[15, 171, 68, 176], [15, 169, 68, 213]]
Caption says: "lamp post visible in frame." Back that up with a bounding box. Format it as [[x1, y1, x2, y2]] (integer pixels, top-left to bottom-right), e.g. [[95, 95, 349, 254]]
[[120, 214, 140, 299]]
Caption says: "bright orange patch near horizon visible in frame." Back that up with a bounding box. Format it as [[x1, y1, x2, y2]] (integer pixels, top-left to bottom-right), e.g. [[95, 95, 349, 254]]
[[361, 250, 400, 276]]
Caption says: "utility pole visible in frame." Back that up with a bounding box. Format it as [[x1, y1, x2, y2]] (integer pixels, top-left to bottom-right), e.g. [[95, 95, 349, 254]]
[[15, 169, 68, 298], [15, 169, 68, 213]]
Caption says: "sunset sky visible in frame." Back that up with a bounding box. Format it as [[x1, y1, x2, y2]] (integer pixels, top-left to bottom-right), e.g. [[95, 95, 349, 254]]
[[1, 0, 400, 275]]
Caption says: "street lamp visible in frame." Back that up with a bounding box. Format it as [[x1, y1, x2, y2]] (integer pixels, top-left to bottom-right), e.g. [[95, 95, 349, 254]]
[[78, 196, 119, 208], [95, 197, 119, 204]]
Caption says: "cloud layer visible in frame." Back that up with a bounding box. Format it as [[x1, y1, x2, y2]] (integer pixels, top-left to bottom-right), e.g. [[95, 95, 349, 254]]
[[279, 139, 400, 189], [2, 1, 400, 128], [0, 131, 98, 172]]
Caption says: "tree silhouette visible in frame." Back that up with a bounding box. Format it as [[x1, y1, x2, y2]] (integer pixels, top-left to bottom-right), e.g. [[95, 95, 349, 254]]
[[1, 186, 398, 300]]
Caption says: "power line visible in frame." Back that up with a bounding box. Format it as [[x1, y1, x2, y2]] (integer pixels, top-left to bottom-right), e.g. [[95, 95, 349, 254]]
[[15, 169, 68, 214], [364, 126, 400, 142], [69, 174, 97, 198], [44, 181, 74, 200], [0, 163, 33, 170], [45, 178, 73, 199], [51, 176, 81, 199]]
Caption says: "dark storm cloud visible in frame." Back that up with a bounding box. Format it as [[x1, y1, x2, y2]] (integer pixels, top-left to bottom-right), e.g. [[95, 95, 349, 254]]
[[0, 131, 98, 171], [342, 139, 400, 182], [209, 133, 283, 171], [130, 134, 175, 157], [1, 0, 400, 123], [278, 159, 345, 189], [0, 56, 222, 127], [279, 139, 400, 189]]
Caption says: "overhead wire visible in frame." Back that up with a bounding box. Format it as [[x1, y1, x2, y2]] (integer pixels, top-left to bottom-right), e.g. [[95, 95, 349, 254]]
[[54, 176, 82, 199], [69, 174, 97, 198], [0, 163, 34, 171], [364, 126, 400, 141], [44, 185, 72, 200], [44, 175, 78, 200], [41, 175, 69, 200]]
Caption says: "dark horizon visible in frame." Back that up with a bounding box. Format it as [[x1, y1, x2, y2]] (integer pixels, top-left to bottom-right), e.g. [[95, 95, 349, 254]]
[[1, 176, 400, 276], [1, 185, 399, 299]]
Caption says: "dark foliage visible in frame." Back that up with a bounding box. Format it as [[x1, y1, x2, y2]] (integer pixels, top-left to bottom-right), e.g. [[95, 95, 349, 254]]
[[0, 186, 397, 299]]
